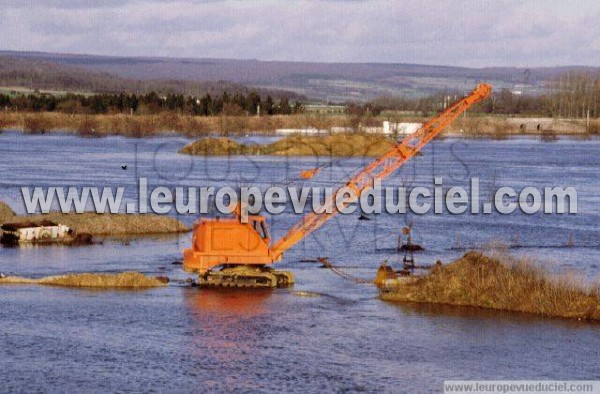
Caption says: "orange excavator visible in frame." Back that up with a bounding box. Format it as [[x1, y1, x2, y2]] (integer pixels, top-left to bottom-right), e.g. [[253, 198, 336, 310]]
[[183, 84, 492, 288]]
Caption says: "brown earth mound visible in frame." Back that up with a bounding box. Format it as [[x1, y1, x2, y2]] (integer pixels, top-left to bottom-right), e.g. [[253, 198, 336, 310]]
[[178, 137, 249, 155], [1, 212, 188, 236], [381, 251, 600, 321], [0, 201, 188, 236], [264, 134, 395, 157], [179, 133, 396, 157], [0, 202, 15, 222]]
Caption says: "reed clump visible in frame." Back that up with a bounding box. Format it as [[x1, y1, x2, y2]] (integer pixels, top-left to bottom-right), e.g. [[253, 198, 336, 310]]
[[23, 114, 54, 134], [381, 251, 600, 321], [588, 119, 600, 135]]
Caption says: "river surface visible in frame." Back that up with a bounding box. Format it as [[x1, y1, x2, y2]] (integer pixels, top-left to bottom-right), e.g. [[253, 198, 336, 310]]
[[0, 131, 599, 392]]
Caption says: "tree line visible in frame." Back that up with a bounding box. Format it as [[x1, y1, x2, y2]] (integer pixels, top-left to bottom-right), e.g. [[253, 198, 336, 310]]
[[0, 91, 303, 116], [2, 71, 600, 119], [371, 90, 556, 117], [371, 71, 600, 119]]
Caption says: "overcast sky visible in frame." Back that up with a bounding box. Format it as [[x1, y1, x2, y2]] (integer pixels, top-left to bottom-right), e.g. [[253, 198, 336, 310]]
[[1, 0, 599, 67]]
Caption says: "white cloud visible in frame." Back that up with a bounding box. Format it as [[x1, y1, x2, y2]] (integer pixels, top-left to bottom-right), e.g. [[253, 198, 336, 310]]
[[0, 0, 599, 66]]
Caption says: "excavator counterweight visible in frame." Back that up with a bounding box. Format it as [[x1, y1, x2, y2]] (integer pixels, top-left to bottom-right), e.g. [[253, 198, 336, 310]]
[[183, 84, 492, 288]]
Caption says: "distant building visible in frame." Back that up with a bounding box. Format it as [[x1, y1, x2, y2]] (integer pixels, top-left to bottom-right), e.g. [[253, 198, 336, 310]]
[[275, 128, 327, 135], [362, 126, 383, 134], [330, 127, 353, 133], [382, 121, 422, 135], [303, 104, 346, 115], [275, 122, 422, 136]]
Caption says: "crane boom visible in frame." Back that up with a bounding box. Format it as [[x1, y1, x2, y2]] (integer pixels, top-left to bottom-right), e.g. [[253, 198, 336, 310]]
[[271, 83, 492, 259]]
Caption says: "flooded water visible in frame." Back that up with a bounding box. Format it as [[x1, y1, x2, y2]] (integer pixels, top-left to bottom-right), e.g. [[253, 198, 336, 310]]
[[0, 131, 599, 392]]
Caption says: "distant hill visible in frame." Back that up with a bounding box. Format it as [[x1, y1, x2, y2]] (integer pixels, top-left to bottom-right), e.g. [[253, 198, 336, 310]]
[[2, 51, 599, 102], [0, 55, 304, 100]]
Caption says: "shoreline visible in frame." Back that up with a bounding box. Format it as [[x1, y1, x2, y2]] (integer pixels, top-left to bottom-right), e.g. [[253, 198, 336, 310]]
[[0, 202, 189, 237], [2, 128, 598, 139], [1, 112, 597, 138]]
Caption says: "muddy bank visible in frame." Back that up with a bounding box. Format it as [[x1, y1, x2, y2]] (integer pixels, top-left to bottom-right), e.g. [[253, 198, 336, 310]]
[[0, 202, 189, 236], [0, 272, 167, 288], [381, 251, 600, 321], [179, 133, 397, 157]]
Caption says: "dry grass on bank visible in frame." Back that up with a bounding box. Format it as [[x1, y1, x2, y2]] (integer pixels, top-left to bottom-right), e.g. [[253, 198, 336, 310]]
[[0, 112, 353, 137], [446, 116, 591, 137], [0, 272, 167, 288], [179, 133, 396, 157], [381, 251, 600, 321], [448, 117, 516, 137], [589, 119, 600, 134], [0, 201, 188, 236], [1, 111, 596, 138]]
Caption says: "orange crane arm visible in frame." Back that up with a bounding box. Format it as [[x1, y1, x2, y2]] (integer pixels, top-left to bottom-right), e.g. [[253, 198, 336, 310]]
[[270, 83, 492, 259]]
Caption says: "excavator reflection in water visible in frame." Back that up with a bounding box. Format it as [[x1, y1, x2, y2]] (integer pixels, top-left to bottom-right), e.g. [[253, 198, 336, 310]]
[[183, 289, 275, 366], [183, 84, 492, 288], [185, 288, 274, 317]]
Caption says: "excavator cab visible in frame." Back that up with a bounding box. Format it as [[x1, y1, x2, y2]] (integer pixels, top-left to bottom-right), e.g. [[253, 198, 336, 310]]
[[183, 213, 295, 288], [184, 215, 274, 273]]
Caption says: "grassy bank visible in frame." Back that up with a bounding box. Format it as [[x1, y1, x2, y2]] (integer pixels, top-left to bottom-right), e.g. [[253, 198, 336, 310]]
[[1, 111, 597, 138], [0, 202, 189, 236], [0, 112, 352, 137], [179, 133, 397, 157], [381, 251, 600, 321], [447, 117, 596, 137]]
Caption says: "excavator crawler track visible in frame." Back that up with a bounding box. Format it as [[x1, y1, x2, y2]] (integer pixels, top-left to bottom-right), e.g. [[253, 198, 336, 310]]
[[197, 265, 295, 289]]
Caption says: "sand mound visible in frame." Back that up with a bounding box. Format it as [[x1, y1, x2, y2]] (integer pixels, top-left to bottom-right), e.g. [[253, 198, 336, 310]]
[[381, 251, 600, 321], [179, 133, 396, 157], [0, 272, 167, 288], [179, 137, 248, 155], [265, 134, 395, 157]]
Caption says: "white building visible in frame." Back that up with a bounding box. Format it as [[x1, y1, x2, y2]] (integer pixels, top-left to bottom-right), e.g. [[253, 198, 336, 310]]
[[0, 221, 73, 245], [275, 128, 328, 135], [275, 122, 422, 136], [382, 121, 422, 135]]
